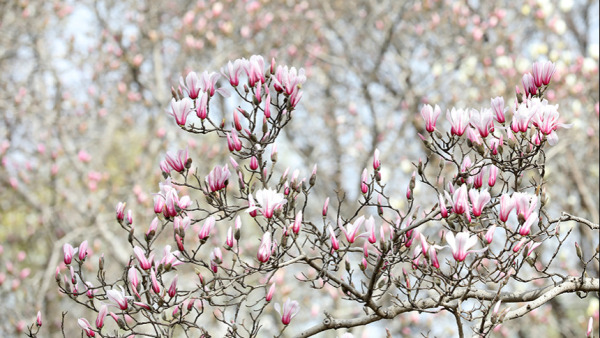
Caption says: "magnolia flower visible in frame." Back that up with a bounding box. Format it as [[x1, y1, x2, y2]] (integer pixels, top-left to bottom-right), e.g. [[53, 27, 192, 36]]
[[360, 168, 369, 194], [469, 188, 491, 217], [247, 188, 287, 219], [439, 194, 449, 218], [499, 194, 515, 222], [78, 318, 95, 337], [421, 104, 441, 133], [531, 60, 555, 87], [257, 232, 272, 263], [180, 71, 201, 99], [485, 225, 497, 244], [63, 243, 76, 265], [275, 298, 300, 325], [340, 216, 366, 244], [116, 202, 126, 221], [490, 96, 506, 123], [163, 148, 189, 173], [328, 225, 339, 251], [206, 165, 231, 192], [513, 192, 538, 221], [133, 246, 154, 270], [446, 108, 470, 136], [488, 165, 498, 187], [221, 59, 244, 87], [511, 102, 533, 133], [292, 211, 303, 234], [445, 231, 487, 262], [265, 283, 276, 302], [447, 184, 469, 215], [521, 73, 537, 96], [36, 311, 42, 327], [95, 304, 108, 329], [168, 275, 178, 298], [198, 216, 216, 240], [169, 98, 192, 126], [470, 108, 494, 137], [107, 285, 131, 310], [518, 212, 538, 236]]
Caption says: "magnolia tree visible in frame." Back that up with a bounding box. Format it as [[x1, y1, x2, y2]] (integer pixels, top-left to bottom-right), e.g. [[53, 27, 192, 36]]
[[24, 57, 598, 337]]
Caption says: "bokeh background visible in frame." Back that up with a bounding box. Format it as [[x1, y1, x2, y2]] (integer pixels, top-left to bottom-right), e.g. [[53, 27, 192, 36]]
[[1, 0, 598, 336]]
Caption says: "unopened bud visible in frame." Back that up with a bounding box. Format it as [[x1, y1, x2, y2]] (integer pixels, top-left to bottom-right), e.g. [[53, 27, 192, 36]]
[[575, 242, 583, 260], [99, 254, 104, 271], [128, 228, 135, 244]]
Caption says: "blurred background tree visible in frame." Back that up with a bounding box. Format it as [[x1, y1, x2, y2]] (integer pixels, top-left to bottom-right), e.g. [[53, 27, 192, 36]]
[[0, 0, 597, 336]]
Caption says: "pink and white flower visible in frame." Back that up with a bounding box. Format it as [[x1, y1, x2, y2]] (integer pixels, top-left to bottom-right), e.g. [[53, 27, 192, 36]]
[[247, 188, 287, 219], [445, 231, 487, 262], [257, 232, 273, 263], [446, 108, 470, 136], [206, 165, 231, 192], [169, 98, 192, 126], [421, 104, 441, 133], [469, 188, 491, 217], [275, 298, 300, 325]]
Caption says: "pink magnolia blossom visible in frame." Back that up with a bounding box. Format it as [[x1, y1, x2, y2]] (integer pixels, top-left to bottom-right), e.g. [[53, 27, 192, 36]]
[[180, 71, 201, 99], [473, 167, 486, 189], [323, 197, 330, 217], [292, 211, 303, 234], [150, 268, 160, 294], [470, 108, 494, 137], [446, 184, 469, 215], [96, 304, 108, 329], [328, 225, 339, 251], [445, 231, 487, 262], [250, 156, 259, 170], [163, 149, 189, 173], [206, 165, 231, 192], [116, 202, 126, 221], [78, 318, 95, 337], [518, 212, 538, 236], [488, 165, 498, 187], [198, 216, 216, 240], [169, 98, 192, 126], [133, 246, 154, 270], [469, 188, 491, 217], [373, 148, 381, 170], [257, 232, 273, 263], [491, 96, 506, 123], [272, 64, 306, 95], [360, 168, 369, 194], [499, 194, 515, 222], [63, 243, 76, 265], [275, 298, 300, 325], [421, 104, 441, 133], [196, 92, 208, 119], [221, 59, 244, 87], [366, 216, 377, 244], [439, 194, 449, 218], [164, 188, 179, 217], [160, 245, 184, 269], [225, 226, 235, 248], [36, 311, 42, 327], [340, 216, 365, 244], [266, 283, 276, 302], [526, 241, 541, 257], [244, 55, 266, 87], [128, 267, 140, 298], [531, 60, 555, 87], [168, 275, 178, 298], [107, 285, 130, 310], [153, 195, 165, 214], [247, 188, 287, 219], [511, 102, 533, 133], [446, 108, 470, 136], [521, 73, 537, 96], [485, 225, 497, 244], [586, 317, 593, 337], [78, 240, 88, 261], [513, 192, 538, 221]]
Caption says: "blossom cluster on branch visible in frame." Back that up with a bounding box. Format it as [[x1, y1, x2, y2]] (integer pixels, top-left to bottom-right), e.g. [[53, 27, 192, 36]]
[[28, 57, 598, 338]]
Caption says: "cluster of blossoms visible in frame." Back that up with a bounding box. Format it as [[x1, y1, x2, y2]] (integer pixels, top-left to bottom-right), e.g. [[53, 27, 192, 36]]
[[47, 58, 597, 338]]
